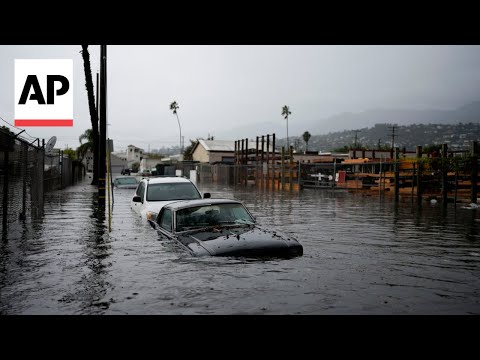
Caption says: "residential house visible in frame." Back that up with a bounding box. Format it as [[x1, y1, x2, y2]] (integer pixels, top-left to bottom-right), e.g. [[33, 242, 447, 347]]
[[192, 139, 275, 164], [126, 144, 144, 168]]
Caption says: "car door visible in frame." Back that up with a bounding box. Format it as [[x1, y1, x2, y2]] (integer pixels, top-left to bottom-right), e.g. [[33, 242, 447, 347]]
[[153, 208, 175, 240], [131, 181, 146, 215]]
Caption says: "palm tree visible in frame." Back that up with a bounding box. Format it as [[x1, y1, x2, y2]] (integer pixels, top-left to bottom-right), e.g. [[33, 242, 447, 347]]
[[281, 105, 291, 148], [170, 101, 183, 154], [302, 131, 311, 153], [183, 139, 198, 161], [80, 45, 99, 185], [77, 128, 94, 165]]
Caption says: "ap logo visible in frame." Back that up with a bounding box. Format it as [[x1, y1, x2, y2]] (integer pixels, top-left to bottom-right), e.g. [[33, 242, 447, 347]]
[[15, 59, 73, 126]]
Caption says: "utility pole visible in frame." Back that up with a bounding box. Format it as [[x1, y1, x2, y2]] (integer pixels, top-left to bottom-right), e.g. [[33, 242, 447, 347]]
[[98, 45, 107, 208], [353, 130, 361, 148], [388, 125, 397, 149], [388, 125, 397, 159]]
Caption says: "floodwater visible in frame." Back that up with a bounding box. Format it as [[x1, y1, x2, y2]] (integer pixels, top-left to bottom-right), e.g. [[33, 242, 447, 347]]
[[1, 176, 479, 314]]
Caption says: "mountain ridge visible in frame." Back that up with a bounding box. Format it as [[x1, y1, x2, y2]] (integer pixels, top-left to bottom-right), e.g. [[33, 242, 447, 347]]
[[218, 100, 480, 140], [302, 100, 480, 136]]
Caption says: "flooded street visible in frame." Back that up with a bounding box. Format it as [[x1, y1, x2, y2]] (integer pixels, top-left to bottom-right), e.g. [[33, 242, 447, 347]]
[[1, 176, 480, 314]]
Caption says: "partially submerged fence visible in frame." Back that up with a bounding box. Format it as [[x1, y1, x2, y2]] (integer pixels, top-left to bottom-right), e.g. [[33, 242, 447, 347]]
[[1, 131, 44, 233], [1, 129, 84, 236], [192, 142, 479, 204]]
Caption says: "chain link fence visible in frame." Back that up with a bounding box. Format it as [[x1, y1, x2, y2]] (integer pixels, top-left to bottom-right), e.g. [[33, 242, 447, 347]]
[[1, 129, 84, 235]]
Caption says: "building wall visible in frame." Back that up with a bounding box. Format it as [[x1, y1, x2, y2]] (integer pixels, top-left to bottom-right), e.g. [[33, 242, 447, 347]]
[[114, 152, 128, 161], [140, 158, 162, 172], [109, 153, 127, 174], [348, 149, 417, 160], [293, 154, 335, 163], [209, 152, 235, 164], [192, 145, 210, 163], [82, 150, 94, 172], [127, 145, 144, 163]]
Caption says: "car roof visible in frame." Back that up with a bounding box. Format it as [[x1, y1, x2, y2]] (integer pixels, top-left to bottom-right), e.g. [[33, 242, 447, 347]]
[[144, 176, 194, 185], [163, 198, 242, 211]]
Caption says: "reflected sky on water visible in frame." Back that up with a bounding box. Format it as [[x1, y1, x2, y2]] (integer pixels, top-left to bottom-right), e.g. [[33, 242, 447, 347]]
[[1, 178, 479, 314]]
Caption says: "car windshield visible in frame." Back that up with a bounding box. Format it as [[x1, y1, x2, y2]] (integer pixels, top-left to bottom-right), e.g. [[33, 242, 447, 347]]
[[116, 177, 137, 185], [175, 203, 255, 232], [146, 182, 202, 201]]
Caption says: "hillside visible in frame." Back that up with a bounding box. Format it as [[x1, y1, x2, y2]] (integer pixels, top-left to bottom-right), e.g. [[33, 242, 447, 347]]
[[298, 100, 480, 136], [282, 122, 480, 153]]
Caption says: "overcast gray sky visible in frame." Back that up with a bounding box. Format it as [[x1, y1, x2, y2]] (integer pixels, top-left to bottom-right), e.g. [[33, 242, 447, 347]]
[[1, 45, 480, 152]]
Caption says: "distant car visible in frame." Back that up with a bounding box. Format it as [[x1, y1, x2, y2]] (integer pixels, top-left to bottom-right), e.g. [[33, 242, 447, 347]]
[[140, 169, 151, 177], [148, 198, 303, 258], [113, 176, 138, 189], [131, 176, 210, 221], [121, 168, 132, 175]]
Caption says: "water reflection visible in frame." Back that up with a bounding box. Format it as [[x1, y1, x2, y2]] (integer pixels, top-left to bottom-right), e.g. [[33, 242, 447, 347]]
[[57, 191, 113, 314], [0, 179, 479, 314]]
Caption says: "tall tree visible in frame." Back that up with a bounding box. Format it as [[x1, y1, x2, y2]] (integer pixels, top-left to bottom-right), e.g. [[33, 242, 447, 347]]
[[170, 101, 183, 154], [183, 139, 198, 161], [281, 105, 291, 148], [77, 129, 94, 159], [81, 45, 99, 185], [302, 131, 311, 153]]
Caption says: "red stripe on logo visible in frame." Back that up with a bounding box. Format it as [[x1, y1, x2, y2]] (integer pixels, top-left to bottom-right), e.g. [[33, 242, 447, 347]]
[[14, 119, 74, 127]]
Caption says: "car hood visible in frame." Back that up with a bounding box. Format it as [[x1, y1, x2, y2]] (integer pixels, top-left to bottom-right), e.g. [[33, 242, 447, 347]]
[[176, 225, 303, 258]]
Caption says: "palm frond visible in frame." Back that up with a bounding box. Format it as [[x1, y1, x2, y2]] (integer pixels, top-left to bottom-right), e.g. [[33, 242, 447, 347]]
[[170, 101, 179, 114], [76, 142, 93, 161], [281, 105, 291, 118]]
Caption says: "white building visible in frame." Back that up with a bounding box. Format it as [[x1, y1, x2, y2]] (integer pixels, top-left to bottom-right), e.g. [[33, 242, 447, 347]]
[[126, 144, 145, 168], [83, 150, 94, 172], [139, 157, 164, 173]]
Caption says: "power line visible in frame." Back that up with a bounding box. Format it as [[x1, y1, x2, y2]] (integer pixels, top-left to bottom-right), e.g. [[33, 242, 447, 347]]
[[0, 115, 37, 139]]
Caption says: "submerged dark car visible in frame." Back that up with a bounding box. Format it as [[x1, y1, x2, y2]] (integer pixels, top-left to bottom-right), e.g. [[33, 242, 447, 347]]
[[113, 176, 138, 189], [148, 199, 303, 258]]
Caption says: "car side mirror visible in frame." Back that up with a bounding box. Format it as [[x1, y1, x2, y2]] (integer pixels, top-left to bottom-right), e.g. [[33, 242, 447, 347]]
[[132, 195, 142, 203], [148, 220, 156, 229], [203, 192, 211, 199]]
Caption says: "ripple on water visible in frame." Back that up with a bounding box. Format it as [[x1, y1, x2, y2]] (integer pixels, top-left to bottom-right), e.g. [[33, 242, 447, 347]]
[[1, 179, 479, 314]]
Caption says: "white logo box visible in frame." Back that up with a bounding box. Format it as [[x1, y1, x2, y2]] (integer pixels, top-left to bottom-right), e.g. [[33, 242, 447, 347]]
[[15, 59, 73, 126]]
